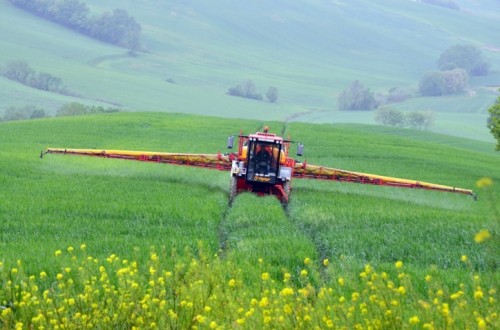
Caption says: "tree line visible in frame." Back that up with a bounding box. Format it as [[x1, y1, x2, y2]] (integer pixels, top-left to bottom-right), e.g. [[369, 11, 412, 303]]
[[338, 44, 492, 111], [1, 102, 122, 122], [8, 0, 142, 51], [0, 60, 72, 95], [374, 108, 435, 130], [227, 80, 279, 103]]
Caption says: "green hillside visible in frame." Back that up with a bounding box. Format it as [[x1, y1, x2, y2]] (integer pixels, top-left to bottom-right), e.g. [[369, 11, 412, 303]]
[[1, 0, 499, 142]]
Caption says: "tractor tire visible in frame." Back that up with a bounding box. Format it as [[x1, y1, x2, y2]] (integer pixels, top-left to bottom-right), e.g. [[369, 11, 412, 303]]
[[282, 181, 291, 211], [229, 176, 238, 205]]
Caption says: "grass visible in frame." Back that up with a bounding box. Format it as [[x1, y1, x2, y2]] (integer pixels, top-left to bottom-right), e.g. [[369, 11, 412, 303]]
[[0, 112, 498, 327]]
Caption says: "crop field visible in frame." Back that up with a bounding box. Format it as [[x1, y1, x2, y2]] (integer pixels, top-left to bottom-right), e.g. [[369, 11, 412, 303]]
[[0, 113, 498, 328]]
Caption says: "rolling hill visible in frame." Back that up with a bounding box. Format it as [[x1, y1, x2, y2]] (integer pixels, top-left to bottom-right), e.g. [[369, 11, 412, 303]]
[[1, 0, 500, 142]]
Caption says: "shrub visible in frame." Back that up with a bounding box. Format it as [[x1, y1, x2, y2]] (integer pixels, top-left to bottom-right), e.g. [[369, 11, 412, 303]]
[[338, 80, 377, 110], [56, 102, 123, 117], [2, 105, 47, 121], [266, 87, 278, 103], [419, 70, 468, 96], [438, 44, 490, 76], [227, 80, 263, 100], [406, 111, 435, 130], [374, 107, 405, 126]]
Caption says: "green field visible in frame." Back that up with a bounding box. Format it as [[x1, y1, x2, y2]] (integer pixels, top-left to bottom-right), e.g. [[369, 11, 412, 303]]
[[1, 0, 500, 327], [1, 113, 498, 328]]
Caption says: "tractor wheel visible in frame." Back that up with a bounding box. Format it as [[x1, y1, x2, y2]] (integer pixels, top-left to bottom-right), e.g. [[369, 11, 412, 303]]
[[229, 176, 238, 205], [282, 181, 291, 210]]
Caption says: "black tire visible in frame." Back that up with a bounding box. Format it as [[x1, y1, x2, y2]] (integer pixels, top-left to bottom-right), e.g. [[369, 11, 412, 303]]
[[282, 181, 291, 210], [229, 176, 238, 205]]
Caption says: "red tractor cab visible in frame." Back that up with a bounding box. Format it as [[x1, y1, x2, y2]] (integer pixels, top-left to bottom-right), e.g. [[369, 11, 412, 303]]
[[228, 130, 297, 205]]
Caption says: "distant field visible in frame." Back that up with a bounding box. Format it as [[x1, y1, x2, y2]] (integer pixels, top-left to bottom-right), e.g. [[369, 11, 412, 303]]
[[1, 0, 500, 143]]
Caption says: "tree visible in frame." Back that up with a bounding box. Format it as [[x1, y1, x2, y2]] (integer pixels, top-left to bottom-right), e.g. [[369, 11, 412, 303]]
[[30, 72, 64, 91], [338, 80, 377, 110], [419, 72, 445, 96], [1, 60, 34, 84], [226, 80, 263, 100], [266, 87, 278, 103], [438, 44, 490, 76], [89, 9, 142, 50], [2, 105, 46, 121], [374, 107, 404, 126], [442, 68, 468, 94], [487, 92, 500, 150], [405, 111, 434, 130], [57, 102, 89, 116], [51, 0, 90, 31]]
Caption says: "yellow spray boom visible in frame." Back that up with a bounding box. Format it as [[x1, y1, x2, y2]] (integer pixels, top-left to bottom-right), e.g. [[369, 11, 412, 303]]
[[43, 128, 475, 204]]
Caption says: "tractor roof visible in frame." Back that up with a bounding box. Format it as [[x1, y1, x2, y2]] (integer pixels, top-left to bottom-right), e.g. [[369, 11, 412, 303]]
[[248, 132, 284, 143]]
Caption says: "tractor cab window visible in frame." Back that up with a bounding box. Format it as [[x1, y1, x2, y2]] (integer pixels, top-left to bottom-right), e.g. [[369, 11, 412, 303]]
[[246, 141, 281, 183]]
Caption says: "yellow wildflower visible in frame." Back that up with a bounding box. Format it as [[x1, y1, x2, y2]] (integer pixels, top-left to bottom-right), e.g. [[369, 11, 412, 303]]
[[461, 255, 468, 262], [300, 269, 308, 277], [474, 230, 491, 243], [55, 250, 62, 257], [409, 316, 420, 324], [395, 260, 403, 269], [261, 272, 270, 281], [323, 258, 329, 266], [304, 257, 311, 265], [228, 279, 236, 287], [476, 177, 493, 188]]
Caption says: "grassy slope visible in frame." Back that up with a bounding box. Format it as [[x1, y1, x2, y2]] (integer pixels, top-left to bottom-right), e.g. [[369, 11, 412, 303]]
[[0, 113, 498, 280], [1, 0, 499, 141]]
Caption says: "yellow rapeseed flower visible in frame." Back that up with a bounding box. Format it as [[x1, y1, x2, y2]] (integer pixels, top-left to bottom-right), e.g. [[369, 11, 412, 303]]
[[280, 287, 294, 296], [398, 286, 406, 295], [474, 230, 491, 243], [259, 297, 269, 307], [476, 177, 493, 188]]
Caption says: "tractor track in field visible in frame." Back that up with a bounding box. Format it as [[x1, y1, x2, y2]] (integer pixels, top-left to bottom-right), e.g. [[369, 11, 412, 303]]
[[285, 205, 331, 278], [216, 199, 232, 259]]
